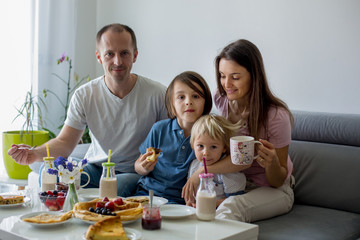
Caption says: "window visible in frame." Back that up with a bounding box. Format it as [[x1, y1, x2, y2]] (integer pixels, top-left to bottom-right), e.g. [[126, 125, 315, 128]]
[[0, 1, 32, 176]]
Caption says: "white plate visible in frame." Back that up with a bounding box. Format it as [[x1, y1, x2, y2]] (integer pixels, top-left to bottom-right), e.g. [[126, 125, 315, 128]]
[[160, 204, 196, 219], [77, 188, 99, 201], [125, 196, 168, 206], [0, 195, 30, 208], [20, 211, 72, 227], [83, 227, 142, 240]]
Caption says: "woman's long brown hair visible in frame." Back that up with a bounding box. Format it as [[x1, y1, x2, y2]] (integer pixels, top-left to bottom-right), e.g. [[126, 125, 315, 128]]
[[215, 39, 293, 140]]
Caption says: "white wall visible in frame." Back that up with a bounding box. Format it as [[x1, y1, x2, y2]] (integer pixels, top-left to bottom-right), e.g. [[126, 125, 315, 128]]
[[91, 0, 360, 114]]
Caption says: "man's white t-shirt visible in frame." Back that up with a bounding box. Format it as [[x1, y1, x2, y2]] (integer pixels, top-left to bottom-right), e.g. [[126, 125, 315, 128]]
[[65, 75, 168, 172]]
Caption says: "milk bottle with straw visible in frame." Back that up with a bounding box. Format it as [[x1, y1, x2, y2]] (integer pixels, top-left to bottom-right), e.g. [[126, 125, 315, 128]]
[[196, 158, 216, 221], [40, 144, 57, 191], [99, 149, 118, 198]]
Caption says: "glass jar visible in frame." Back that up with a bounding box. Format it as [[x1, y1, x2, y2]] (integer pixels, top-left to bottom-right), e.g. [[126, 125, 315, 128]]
[[196, 173, 216, 221], [142, 204, 162, 230], [40, 157, 57, 191], [99, 162, 118, 198]]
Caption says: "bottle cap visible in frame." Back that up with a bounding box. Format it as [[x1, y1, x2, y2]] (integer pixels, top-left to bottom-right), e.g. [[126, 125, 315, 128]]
[[102, 162, 115, 167], [199, 173, 214, 179], [43, 157, 55, 161]]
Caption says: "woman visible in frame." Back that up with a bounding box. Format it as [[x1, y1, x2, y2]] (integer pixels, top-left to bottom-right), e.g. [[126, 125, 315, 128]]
[[183, 39, 294, 222]]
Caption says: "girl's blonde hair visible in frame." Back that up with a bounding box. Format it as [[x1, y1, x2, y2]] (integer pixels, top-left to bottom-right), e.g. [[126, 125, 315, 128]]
[[190, 114, 244, 154]]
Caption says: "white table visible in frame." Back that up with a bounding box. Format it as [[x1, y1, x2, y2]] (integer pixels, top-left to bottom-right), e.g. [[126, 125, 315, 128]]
[[0, 202, 258, 240]]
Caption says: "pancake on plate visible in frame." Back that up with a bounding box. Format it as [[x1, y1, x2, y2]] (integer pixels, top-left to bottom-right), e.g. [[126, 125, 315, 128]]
[[74, 198, 142, 222]]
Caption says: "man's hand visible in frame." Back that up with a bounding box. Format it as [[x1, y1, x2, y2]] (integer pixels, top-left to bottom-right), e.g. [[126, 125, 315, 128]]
[[7, 144, 41, 165]]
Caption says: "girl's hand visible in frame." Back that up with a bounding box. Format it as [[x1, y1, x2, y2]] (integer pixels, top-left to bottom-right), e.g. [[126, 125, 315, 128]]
[[256, 139, 278, 168], [134, 151, 158, 175]]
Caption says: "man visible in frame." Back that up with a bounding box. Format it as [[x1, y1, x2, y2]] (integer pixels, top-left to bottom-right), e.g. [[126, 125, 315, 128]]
[[8, 23, 168, 197]]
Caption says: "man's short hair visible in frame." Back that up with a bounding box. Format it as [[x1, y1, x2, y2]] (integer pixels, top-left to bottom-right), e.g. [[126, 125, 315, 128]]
[[96, 23, 137, 51]]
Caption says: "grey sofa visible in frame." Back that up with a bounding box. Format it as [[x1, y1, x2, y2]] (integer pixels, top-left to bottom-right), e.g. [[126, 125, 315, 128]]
[[255, 110, 360, 240]]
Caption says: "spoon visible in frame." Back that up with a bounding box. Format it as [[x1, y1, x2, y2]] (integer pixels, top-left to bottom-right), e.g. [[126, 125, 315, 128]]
[[149, 190, 154, 208], [149, 190, 154, 219], [19, 145, 37, 150]]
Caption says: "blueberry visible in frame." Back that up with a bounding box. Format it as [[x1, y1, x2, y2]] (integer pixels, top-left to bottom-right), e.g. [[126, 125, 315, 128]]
[[101, 209, 107, 215], [53, 190, 58, 195], [40, 191, 47, 196], [111, 212, 116, 216], [89, 207, 95, 212]]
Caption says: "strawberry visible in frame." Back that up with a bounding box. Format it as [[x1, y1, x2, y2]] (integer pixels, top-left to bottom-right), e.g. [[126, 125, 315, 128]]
[[114, 197, 124, 205], [105, 201, 115, 211], [47, 191, 54, 196], [45, 197, 59, 211], [102, 197, 109, 202], [57, 191, 65, 197], [56, 195, 65, 208]]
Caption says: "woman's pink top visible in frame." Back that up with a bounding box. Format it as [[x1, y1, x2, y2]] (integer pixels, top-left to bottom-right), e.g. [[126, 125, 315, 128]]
[[214, 89, 293, 187]]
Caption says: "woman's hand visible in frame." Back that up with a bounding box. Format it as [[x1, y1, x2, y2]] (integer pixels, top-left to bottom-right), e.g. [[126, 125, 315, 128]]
[[256, 139, 278, 168], [134, 151, 158, 176], [257, 139, 288, 187]]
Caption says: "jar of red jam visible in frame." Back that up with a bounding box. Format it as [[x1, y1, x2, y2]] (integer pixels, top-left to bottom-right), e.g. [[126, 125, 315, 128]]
[[142, 204, 161, 230]]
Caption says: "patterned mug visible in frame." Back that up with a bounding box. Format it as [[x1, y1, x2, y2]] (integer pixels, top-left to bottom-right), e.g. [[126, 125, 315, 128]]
[[230, 136, 263, 165]]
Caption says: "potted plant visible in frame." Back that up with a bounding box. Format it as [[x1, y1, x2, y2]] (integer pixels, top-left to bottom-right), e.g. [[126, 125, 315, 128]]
[[2, 87, 50, 179]]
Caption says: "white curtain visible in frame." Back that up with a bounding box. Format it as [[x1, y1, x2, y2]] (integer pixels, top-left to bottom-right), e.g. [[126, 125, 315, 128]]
[[0, 1, 34, 176], [36, 0, 78, 135], [0, 0, 79, 176]]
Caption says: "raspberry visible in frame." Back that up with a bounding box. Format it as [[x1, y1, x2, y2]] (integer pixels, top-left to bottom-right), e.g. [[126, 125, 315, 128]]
[[96, 202, 105, 208], [114, 197, 124, 205]]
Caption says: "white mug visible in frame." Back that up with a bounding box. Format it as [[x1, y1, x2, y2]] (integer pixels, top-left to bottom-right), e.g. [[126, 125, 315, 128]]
[[60, 171, 90, 190], [230, 136, 263, 165]]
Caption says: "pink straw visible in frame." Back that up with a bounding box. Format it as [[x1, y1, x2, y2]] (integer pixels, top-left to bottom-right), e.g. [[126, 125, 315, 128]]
[[202, 157, 208, 174]]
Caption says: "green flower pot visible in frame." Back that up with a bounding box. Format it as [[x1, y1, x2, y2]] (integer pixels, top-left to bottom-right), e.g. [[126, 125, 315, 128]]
[[2, 131, 49, 179]]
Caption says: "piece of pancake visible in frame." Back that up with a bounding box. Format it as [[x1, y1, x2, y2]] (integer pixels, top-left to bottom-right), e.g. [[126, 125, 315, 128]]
[[145, 147, 161, 162], [22, 211, 73, 224], [0, 195, 24, 205], [85, 216, 128, 240]]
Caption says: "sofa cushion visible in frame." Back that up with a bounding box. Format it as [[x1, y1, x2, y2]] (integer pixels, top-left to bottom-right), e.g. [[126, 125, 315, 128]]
[[256, 204, 360, 240], [291, 110, 360, 147], [289, 140, 360, 214], [69, 143, 90, 159]]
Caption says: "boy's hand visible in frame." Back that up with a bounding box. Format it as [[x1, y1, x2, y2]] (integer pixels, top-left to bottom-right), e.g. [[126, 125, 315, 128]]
[[134, 151, 159, 175]]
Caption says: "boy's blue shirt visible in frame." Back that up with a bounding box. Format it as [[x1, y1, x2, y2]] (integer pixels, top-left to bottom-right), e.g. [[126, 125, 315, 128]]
[[137, 118, 195, 204]]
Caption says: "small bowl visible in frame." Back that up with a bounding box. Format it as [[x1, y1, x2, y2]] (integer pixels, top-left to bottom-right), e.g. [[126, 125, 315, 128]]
[[39, 190, 67, 211]]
